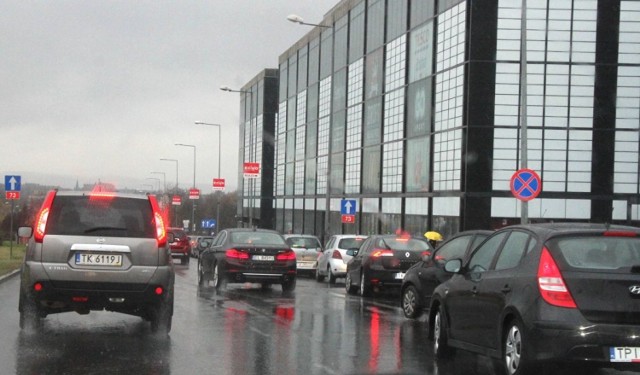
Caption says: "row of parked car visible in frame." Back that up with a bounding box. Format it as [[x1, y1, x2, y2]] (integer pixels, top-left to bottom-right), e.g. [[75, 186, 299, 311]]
[[191, 223, 640, 375]]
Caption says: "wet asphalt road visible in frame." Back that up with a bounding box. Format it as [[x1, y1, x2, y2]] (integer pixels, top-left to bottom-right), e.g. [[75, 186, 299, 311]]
[[0, 262, 636, 375]]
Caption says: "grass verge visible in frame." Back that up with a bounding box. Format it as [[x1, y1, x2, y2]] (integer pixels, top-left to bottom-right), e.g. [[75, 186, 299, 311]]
[[0, 241, 25, 278]]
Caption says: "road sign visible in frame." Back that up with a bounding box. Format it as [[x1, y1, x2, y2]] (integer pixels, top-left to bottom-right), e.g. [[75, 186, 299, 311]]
[[188, 188, 200, 200], [510, 169, 542, 202], [213, 178, 225, 191], [341, 215, 355, 224], [5, 191, 20, 200], [201, 219, 216, 229], [4, 175, 21, 191], [172, 195, 182, 205], [243, 162, 260, 178], [341, 199, 356, 215]]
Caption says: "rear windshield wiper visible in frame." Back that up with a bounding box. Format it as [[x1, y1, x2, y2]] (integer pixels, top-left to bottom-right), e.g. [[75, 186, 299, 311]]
[[83, 226, 127, 234]]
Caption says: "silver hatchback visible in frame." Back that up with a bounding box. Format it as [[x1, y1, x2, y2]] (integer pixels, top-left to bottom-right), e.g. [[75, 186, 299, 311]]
[[18, 189, 174, 334]]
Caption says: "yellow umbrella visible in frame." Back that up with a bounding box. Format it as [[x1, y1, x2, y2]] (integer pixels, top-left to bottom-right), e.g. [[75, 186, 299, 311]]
[[424, 231, 443, 242]]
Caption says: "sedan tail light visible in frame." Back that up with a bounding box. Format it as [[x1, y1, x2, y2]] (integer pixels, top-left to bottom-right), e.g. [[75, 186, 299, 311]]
[[34, 190, 57, 243], [226, 248, 250, 260], [537, 247, 577, 309], [332, 250, 343, 260], [276, 250, 296, 261]]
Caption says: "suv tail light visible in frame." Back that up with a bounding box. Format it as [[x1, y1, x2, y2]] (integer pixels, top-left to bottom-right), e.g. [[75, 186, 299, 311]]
[[148, 195, 167, 247], [226, 248, 250, 260], [332, 250, 343, 260], [537, 247, 577, 309], [34, 190, 57, 243]]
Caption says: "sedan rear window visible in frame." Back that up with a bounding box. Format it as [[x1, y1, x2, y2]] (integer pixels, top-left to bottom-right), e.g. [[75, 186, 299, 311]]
[[554, 236, 640, 270], [231, 232, 286, 246]]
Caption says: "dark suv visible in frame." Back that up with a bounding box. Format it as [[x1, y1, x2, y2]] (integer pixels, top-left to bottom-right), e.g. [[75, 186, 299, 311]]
[[18, 189, 174, 334], [167, 228, 190, 265]]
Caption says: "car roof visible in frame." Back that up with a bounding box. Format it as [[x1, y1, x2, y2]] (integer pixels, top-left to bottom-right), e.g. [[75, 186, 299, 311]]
[[226, 228, 282, 234], [283, 234, 319, 238], [497, 222, 640, 237]]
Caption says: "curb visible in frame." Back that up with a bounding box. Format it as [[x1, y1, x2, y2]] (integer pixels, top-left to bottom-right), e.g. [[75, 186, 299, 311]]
[[0, 269, 20, 284]]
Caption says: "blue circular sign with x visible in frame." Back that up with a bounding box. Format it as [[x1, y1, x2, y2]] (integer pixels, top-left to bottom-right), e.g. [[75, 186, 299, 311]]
[[510, 169, 542, 202]]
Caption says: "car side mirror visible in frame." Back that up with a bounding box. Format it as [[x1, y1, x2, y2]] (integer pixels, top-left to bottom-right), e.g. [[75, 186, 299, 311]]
[[18, 227, 32, 238], [444, 259, 462, 273], [346, 249, 359, 257]]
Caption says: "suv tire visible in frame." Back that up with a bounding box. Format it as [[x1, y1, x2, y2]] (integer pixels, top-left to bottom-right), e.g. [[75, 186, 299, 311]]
[[282, 278, 296, 292]]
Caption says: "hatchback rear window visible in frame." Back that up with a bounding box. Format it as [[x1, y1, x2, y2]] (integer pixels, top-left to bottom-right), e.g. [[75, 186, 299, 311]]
[[553, 236, 640, 270], [47, 196, 155, 238], [338, 238, 366, 249], [380, 237, 430, 251]]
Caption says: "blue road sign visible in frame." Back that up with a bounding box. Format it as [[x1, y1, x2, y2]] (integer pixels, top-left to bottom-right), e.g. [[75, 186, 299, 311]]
[[510, 169, 541, 202], [341, 199, 357, 215], [201, 219, 216, 229], [4, 175, 21, 191]]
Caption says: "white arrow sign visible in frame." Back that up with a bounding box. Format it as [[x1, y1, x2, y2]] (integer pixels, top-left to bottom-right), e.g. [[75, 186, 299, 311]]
[[9, 177, 17, 190]]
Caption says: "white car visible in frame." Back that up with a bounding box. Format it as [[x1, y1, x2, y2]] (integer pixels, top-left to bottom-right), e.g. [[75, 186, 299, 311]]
[[316, 234, 368, 284], [283, 234, 323, 275]]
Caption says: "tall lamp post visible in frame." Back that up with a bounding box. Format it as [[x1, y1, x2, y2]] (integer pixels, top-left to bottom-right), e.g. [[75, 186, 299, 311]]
[[175, 143, 197, 232], [286, 14, 331, 28], [195, 121, 222, 233], [221, 85, 255, 228], [159, 158, 179, 191], [151, 171, 166, 193]]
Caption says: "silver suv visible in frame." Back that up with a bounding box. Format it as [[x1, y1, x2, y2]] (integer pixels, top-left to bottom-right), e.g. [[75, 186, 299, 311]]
[[18, 189, 174, 334]]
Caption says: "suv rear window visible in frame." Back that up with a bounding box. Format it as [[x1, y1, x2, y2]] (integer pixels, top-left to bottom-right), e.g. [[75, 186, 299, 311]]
[[46, 195, 155, 238], [553, 236, 640, 270]]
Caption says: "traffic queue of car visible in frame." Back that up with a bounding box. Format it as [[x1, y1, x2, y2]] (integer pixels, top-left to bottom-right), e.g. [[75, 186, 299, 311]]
[[194, 223, 640, 375]]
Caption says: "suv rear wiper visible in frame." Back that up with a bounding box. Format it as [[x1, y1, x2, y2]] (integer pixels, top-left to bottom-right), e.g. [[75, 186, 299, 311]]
[[83, 226, 127, 234]]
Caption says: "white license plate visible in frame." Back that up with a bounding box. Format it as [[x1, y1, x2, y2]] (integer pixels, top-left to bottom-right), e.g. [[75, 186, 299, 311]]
[[610, 347, 640, 362], [395, 272, 406, 280], [75, 253, 122, 266], [253, 255, 274, 261]]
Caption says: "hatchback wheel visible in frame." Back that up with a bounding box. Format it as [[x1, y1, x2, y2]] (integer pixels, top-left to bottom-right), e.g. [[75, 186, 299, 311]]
[[345, 273, 358, 295], [402, 285, 422, 319], [150, 301, 172, 335], [433, 307, 454, 359], [504, 318, 532, 375], [328, 267, 337, 284]]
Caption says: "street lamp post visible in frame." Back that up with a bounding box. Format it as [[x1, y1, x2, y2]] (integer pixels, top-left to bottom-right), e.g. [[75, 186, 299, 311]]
[[221, 85, 255, 228], [195, 121, 222, 233], [151, 171, 166, 193], [286, 14, 331, 28], [159, 158, 179, 191], [175, 143, 197, 232]]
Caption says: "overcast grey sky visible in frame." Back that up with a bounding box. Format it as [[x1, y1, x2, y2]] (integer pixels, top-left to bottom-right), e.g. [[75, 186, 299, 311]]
[[1, 0, 332, 193]]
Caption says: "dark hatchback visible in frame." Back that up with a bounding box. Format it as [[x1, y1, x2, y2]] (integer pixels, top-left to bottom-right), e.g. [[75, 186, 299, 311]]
[[401, 230, 492, 319], [345, 234, 433, 296], [429, 223, 640, 375], [197, 228, 297, 292]]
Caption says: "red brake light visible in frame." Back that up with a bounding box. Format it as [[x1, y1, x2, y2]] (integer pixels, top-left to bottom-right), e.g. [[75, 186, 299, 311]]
[[34, 190, 57, 243], [537, 247, 577, 309], [155, 286, 164, 295], [371, 249, 394, 258], [276, 249, 296, 261], [148, 195, 167, 247], [604, 231, 637, 237], [226, 248, 250, 260], [332, 250, 343, 260]]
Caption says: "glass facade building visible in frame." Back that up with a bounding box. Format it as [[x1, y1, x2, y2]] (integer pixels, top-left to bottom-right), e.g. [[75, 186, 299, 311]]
[[236, 0, 640, 241]]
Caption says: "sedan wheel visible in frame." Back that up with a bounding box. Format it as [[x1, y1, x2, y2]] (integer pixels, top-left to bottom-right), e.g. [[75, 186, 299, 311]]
[[345, 273, 357, 295], [359, 271, 371, 296], [402, 285, 422, 319], [213, 263, 225, 290], [433, 307, 453, 359]]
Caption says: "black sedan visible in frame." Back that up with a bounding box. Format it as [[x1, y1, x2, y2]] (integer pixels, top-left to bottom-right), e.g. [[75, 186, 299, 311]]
[[400, 230, 492, 319], [429, 223, 640, 375], [345, 233, 433, 296], [197, 228, 297, 292]]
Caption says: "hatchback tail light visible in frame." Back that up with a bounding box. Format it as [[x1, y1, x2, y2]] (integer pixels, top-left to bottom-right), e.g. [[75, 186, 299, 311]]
[[332, 250, 343, 260], [276, 250, 296, 261], [226, 248, 250, 260], [34, 190, 57, 243], [148, 195, 167, 247], [537, 247, 577, 309]]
